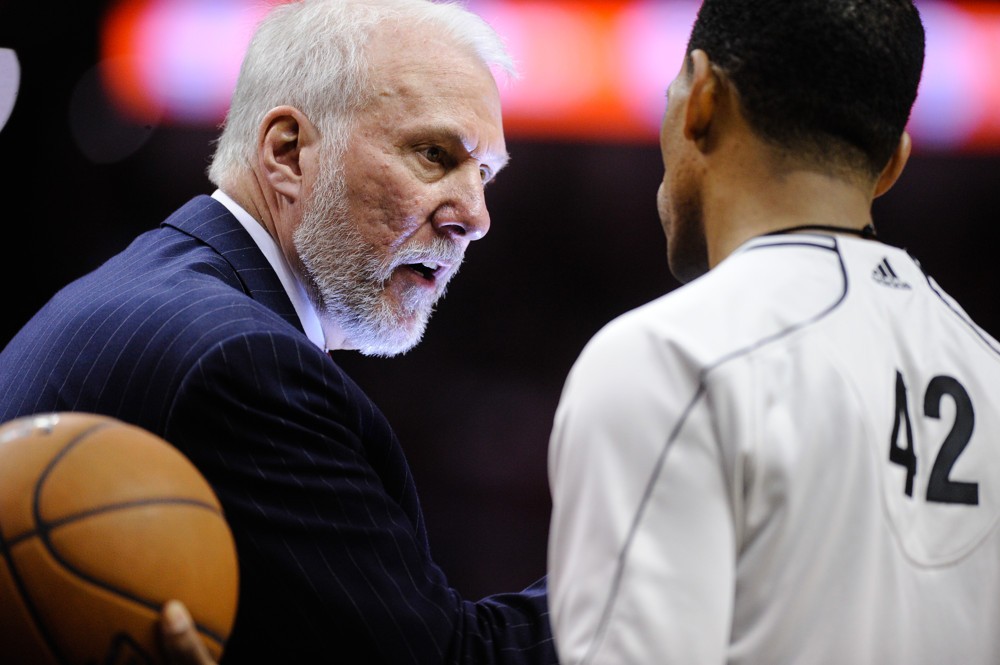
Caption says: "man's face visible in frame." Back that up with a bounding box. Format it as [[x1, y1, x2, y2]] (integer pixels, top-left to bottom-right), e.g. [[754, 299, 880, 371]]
[[657, 60, 709, 284], [295, 32, 508, 357]]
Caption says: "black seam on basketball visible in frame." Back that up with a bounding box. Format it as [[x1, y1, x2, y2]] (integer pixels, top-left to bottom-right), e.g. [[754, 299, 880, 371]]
[[0, 421, 109, 665], [0, 516, 71, 665], [103, 631, 157, 663], [7, 497, 223, 547], [29, 422, 230, 647]]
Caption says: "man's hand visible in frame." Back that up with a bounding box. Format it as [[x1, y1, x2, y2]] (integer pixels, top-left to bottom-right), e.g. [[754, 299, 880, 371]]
[[159, 600, 219, 665]]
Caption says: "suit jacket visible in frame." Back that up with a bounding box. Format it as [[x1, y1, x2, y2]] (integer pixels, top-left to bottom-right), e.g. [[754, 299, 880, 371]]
[[0, 195, 556, 664]]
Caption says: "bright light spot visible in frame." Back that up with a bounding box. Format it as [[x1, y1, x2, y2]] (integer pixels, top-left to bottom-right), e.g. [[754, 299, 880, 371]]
[[908, 2, 981, 149], [0, 48, 20, 133], [98, 0, 1000, 150], [476, 2, 606, 113], [103, 0, 268, 124], [613, 1, 698, 133]]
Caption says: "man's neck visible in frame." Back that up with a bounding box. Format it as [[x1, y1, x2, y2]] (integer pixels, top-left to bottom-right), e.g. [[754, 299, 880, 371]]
[[704, 168, 876, 269]]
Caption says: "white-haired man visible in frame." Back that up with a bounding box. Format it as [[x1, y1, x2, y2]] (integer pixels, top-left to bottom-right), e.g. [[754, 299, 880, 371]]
[[0, 1, 556, 663]]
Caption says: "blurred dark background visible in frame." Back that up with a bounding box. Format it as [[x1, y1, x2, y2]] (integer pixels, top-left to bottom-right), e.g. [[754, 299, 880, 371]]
[[2, 1, 999, 601]]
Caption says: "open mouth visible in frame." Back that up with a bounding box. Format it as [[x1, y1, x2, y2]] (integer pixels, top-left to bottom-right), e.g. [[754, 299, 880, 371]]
[[405, 261, 443, 282]]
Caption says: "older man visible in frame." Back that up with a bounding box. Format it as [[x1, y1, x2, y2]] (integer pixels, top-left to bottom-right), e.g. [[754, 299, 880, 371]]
[[0, 1, 555, 663]]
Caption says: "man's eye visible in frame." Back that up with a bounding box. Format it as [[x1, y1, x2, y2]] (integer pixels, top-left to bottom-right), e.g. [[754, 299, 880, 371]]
[[422, 146, 444, 163], [479, 166, 492, 182]]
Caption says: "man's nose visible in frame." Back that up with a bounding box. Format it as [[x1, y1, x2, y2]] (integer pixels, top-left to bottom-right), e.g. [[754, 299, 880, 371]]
[[431, 165, 491, 241]]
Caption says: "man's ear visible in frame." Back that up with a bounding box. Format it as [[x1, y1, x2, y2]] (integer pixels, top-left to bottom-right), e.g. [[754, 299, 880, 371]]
[[874, 131, 912, 199], [683, 49, 719, 147], [258, 105, 319, 203]]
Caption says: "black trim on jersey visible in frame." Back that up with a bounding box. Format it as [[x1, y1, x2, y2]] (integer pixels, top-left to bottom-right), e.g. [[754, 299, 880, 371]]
[[763, 222, 877, 239], [582, 237, 850, 663], [716, 238, 846, 369], [921, 267, 1000, 358], [746, 234, 839, 251]]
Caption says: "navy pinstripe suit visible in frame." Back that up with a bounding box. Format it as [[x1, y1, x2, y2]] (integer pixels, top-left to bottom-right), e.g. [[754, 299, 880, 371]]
[[0, 195, 556, 664]]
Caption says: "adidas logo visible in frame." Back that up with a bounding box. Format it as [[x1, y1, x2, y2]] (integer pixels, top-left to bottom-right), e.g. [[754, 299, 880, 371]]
[[872, 257, 911, 289]]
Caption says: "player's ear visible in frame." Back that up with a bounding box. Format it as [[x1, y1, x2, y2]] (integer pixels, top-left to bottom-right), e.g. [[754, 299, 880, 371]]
[[873, 131, 912, 199], [683, 49, 719, 147], [258, 106, 319, 203]]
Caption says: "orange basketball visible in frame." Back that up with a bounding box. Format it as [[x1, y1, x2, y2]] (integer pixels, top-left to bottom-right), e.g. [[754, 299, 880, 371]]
[[0, 412, 239, 664]]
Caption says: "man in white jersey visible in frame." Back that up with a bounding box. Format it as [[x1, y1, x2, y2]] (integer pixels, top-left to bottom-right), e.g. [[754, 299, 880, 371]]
[[547, 0, 1000, 663]]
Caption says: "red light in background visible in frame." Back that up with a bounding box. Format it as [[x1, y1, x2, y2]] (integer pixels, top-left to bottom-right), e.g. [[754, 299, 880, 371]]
[[102, 0, 159, 123], [958, 3, 1000, 151], [475, 0, 676, 143], [101, 0, 271, 124], [99, 0, 1000, 151]]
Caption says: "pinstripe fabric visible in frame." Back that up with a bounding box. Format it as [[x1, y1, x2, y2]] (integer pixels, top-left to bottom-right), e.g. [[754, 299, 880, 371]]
[[0, 196, 555, 664]]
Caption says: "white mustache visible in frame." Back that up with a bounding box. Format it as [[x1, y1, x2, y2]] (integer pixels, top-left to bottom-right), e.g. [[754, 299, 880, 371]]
[[386, 238, 465, 274]]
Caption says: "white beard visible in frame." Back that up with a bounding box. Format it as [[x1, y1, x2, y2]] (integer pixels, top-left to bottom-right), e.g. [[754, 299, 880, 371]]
[[293, 163, 463, 357]]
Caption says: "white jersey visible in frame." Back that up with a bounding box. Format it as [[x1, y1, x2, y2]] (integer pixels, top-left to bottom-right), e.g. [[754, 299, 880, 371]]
[[547, 232, 1000, 664]]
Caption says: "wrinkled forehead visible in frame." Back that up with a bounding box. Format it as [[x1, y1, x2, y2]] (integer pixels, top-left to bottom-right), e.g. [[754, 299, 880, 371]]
[[365, 27, 507, 152]]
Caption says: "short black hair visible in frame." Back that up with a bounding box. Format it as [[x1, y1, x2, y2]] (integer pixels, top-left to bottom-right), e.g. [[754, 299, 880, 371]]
[[687, 0, 925, 177]]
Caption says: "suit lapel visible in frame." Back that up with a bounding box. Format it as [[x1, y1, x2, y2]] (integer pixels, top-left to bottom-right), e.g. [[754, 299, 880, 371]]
[[162, 195, 301, 331]]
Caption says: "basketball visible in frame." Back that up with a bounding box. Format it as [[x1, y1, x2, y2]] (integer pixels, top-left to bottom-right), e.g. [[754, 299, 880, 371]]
[[0, 412, 239, 664]]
